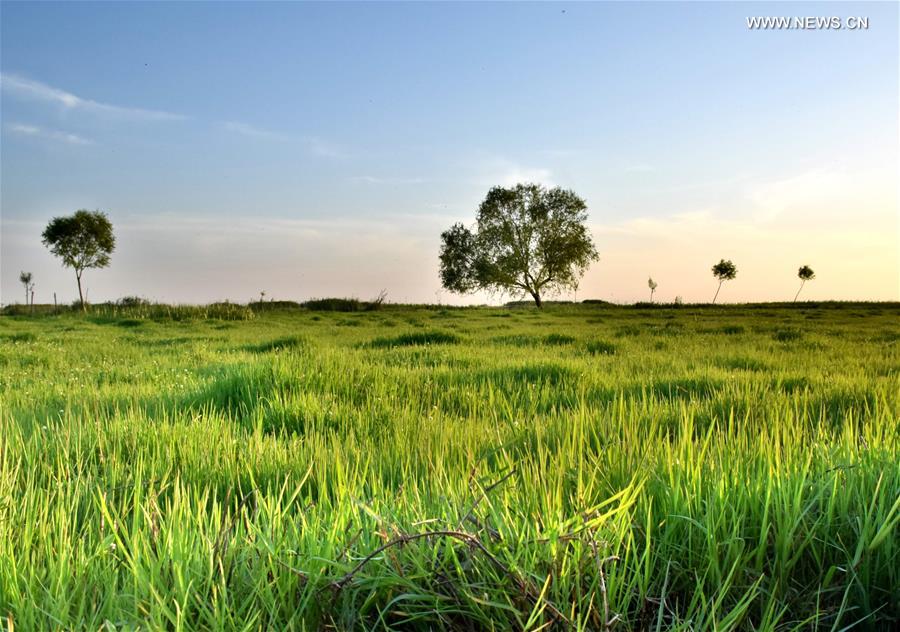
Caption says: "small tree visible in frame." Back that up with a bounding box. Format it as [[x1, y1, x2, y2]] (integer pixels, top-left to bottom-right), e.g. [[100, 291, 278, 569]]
[[439, 183, 598, 307], [648, 276, 657, 303], [711, 259, 737, 304], [794, 265, 815, 302], [19, 272, 34, 308], [42, 210, 115, 312]]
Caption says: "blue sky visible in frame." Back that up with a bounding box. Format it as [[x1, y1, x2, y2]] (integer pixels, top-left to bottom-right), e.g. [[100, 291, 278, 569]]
[[2, 1, 897, 304]]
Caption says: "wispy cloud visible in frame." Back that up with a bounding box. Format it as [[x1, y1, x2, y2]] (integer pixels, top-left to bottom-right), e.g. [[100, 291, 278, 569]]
[[6, 123, 93, 145], [221, 123, 347, 159], [477, 158, 555, 187], [350, 175, 427, 185], [746, 169, 855, 222], [304, 136, 346, 159], [222, 121, 287, 141], [0, 73, 185, 121]]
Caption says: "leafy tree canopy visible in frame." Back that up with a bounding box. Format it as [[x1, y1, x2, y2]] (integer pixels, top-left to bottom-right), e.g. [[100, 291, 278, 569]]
[[798, 265, 815, 281], [42, 209, 115, 310], [712, 259, 737, 281], [439, 183, 598, 307], [42, 209, 115, 274]]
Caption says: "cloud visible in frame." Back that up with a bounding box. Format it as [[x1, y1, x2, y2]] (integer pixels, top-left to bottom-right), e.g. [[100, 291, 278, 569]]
[[746, 169, 856, 222], [6, 123, 93, 145], [220, 123, 348, 160], [477, 158, 555, 187], [222, 121, 288, 141], [350, 175, 427, 185], [304, 137, 346, 159], [580, 165, 898, 303], [0, 73, 185, 121]]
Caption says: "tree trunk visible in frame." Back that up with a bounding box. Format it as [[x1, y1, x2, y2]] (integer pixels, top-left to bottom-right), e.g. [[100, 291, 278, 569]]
[[531, 291, 542, 308], [794, 280, 804, 303], [712, 280, 723, 304], [76, 271, 86, 312]]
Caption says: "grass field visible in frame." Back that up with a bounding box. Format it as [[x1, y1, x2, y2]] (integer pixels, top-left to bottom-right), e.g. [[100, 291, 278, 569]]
[[1, 303, 898, 630]]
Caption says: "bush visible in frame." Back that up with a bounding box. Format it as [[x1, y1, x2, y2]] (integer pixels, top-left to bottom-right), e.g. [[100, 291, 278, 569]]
[[303, 298, 364, 312], [248, 300, 302, 311], [505, 300, 575, 307], [303, 294, 388, 312], [204, 303, 255, 320], [88, 302, 254, 322], [116, 296, 150, 307]]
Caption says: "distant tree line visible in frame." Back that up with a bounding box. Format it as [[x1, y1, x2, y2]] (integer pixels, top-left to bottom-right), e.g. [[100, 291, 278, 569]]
[[16, 190, 817, 311], [439, 183, 816, 307]]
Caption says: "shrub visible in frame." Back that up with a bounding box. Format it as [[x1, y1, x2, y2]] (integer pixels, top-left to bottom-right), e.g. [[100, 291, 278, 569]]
[[249, 300, 302, 311], [365, 289, 388, 311], [303, 298, 363, 312], [89, 302, 254, 322], [116, 296, 150, 307], [303, 293, 387, 312]]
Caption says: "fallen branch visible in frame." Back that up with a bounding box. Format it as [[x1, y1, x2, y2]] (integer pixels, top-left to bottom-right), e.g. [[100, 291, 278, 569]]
[[330, 529, 570, 627]]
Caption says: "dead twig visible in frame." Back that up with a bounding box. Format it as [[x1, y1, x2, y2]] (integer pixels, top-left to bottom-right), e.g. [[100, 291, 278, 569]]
[[274, 557, 310, 584], [587, 534, 620, 631], [457, 467, 517, 529], [329, 529, 571, 628], [336, 528, 363, 563]]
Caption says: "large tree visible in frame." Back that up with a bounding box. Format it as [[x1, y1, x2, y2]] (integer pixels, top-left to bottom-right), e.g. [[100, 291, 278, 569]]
[[42, 210, 115, 311], [439, 183, 598, 307]]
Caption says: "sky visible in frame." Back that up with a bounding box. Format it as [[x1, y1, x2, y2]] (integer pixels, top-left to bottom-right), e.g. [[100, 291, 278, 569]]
[[1, 1, 897, 306]]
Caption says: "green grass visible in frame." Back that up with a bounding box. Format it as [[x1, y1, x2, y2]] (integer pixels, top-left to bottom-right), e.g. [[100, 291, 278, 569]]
[[0, 303, 897, 630]]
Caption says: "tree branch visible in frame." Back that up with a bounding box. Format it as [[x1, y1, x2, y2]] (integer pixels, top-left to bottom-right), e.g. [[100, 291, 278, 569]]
[[330, 529, 571, 627]]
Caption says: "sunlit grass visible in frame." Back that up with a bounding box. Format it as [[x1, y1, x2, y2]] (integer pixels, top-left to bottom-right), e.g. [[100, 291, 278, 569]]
[[0, 303, 897, 630]]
